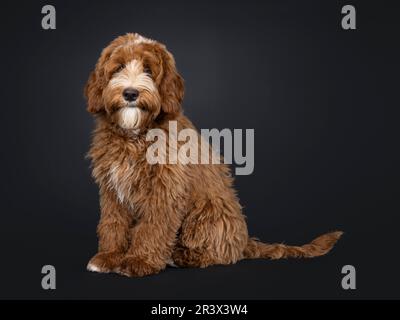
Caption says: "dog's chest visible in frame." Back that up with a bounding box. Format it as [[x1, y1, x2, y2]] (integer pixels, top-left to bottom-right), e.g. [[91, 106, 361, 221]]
[[108, 158, 135, 204], [103, 143, 146, 206]]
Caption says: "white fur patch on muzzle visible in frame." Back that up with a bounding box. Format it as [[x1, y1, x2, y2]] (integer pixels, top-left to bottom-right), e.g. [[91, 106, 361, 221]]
[[118, 106, 142, 130]]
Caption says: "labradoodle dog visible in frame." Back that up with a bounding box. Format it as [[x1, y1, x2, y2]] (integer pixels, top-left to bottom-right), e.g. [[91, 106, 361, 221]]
[[85, 33, 342, 277]]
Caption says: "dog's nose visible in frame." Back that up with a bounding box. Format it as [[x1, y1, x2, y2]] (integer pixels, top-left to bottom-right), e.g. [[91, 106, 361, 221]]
[[123, 88, 139, 102]]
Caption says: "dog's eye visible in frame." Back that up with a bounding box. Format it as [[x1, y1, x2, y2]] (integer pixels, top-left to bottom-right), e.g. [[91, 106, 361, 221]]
[[144, 66, 152, 77], [115, 65, 124, 73]]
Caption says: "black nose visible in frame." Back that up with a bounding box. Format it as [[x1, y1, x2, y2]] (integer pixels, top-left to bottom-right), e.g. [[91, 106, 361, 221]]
[[123, 88, 139, 102]]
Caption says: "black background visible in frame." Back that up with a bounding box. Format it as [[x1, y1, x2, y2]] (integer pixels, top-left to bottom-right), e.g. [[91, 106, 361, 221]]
[[0, 0, 399, 299]]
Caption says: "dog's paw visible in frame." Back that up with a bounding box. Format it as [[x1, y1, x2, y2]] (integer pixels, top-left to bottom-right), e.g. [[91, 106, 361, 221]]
[[87, 251, 124, 274], [116, 256, 161, 277]]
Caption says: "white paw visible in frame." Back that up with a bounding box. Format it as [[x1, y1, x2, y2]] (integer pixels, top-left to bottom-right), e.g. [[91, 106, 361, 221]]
[[166, 258, 178, 268], [87, 262, 104, 273]]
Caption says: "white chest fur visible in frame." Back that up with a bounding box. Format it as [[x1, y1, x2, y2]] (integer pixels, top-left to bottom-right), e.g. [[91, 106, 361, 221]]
[[107, 159, 136, 205]]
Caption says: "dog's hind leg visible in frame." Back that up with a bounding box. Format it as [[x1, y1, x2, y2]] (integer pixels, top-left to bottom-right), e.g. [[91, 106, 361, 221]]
[[172, 197, 248, 268], [172, 246, 215, 268]]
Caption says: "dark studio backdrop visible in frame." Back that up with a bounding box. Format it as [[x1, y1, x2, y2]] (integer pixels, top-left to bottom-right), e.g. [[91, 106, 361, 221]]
[[0, 0, 399, 300]]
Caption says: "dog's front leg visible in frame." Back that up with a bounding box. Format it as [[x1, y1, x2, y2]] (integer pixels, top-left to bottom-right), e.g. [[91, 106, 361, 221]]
[[118, 182, 184, 277], [87, 188, 131, 273]]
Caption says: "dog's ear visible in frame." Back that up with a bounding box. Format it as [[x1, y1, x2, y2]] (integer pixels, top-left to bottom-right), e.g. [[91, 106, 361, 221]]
[[84, 37, 124, 114], [84, 69, 104, 114], [159, 49, 184, 115]]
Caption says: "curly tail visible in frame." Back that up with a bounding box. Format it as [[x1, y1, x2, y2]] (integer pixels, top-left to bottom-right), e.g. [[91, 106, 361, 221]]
[[243, 231, 343, 259]]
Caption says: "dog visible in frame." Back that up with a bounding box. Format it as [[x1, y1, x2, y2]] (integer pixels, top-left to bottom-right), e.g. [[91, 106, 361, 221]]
[[85, 33, 342, 277]]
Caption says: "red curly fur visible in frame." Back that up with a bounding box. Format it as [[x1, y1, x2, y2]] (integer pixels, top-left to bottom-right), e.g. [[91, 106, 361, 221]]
[[85, 33, 342, 277]]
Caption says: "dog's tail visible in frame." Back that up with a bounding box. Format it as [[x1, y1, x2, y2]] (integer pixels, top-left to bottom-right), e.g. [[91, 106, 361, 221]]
[[243, 231, 343, 260]]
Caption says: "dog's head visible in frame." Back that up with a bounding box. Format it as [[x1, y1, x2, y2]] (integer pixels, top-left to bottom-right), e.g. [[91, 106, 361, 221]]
[[84, 33, 184, 131]]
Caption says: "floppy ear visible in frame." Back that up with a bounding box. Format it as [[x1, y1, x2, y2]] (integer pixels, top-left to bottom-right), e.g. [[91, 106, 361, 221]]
[[159, 50, 184, 115], [84, 37, 123, 114], [84, 69, 104, 114]]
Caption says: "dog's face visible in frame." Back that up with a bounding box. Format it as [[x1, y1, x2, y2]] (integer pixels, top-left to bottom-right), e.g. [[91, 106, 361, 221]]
[[85, 33, 184, 131]]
